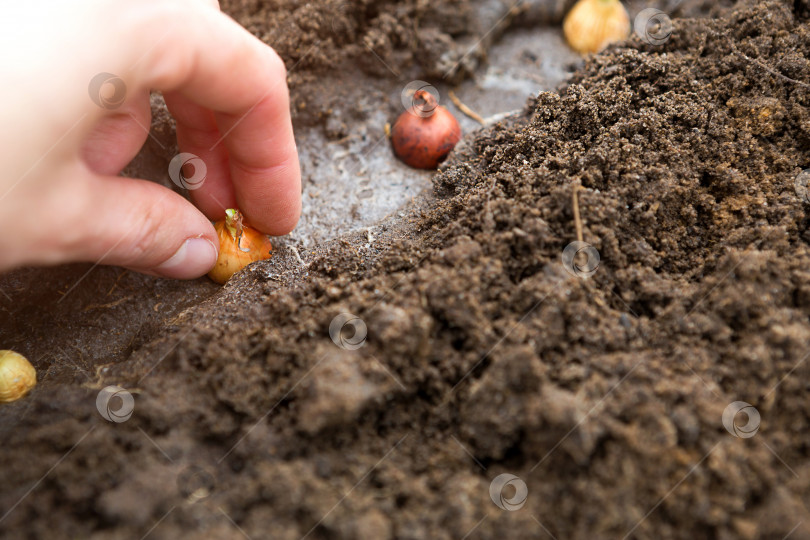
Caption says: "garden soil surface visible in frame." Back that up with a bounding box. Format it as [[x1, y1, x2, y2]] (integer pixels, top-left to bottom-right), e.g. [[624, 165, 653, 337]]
[[3, 0, 810, 538]]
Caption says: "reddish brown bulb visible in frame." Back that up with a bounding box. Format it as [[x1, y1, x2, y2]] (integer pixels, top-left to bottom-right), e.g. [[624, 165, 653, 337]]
[[391, 90, 461, 170]]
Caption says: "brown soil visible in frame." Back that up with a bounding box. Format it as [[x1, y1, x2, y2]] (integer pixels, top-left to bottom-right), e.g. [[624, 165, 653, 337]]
[[3, 0, 810, 539]]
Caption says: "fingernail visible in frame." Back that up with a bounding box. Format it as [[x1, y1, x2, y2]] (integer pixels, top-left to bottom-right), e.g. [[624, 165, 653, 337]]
[[154, 238, 218, 279]]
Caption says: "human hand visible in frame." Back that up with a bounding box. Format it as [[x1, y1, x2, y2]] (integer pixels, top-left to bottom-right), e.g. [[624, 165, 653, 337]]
[[0, 0, 301, 279]]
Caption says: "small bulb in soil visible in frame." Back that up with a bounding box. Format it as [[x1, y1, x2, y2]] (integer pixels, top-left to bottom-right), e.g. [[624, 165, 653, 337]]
[[391, 90, 461, 170], [0, 350, 36, 403], [208, 209, 273, 284], [563, 0, 630, 54]]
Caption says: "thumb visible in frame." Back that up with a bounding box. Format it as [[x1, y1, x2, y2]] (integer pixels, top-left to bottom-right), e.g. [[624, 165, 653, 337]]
[[67, 169, 219, 279]]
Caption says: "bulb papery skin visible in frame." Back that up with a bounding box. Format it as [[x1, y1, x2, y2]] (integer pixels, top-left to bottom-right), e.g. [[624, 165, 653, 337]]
[[563, 0, 630, 54], [391, 91, 462, 170], [0, 350, 36, 403], [208, 210, 273, 284]]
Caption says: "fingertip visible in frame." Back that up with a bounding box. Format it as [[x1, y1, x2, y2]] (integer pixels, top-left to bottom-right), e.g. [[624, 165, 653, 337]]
[[152, 236, 219, 279], [236, 160, 302, 236], [255, 198, 301, 237]]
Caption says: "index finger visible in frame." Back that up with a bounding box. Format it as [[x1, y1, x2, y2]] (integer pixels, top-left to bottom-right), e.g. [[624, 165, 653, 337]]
[[127, 2, 301, 235]]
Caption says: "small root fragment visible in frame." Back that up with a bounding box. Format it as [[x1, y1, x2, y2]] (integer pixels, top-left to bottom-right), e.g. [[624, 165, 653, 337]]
[[289, 245, 307, 267], [572, 184, 584, 243], [731, 42, 810, 89], [82, 295, 133, 312], [448, 90, 486, 126]]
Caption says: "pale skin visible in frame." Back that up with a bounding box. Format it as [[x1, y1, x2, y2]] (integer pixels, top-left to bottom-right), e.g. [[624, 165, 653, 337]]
[[0, 0, 302, 279]]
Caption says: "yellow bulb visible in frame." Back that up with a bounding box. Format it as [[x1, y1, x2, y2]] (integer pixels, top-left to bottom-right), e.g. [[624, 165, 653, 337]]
[[207, 209, 273, 285], [563, 0, 630, 54], [0, 350, 36, 403]]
